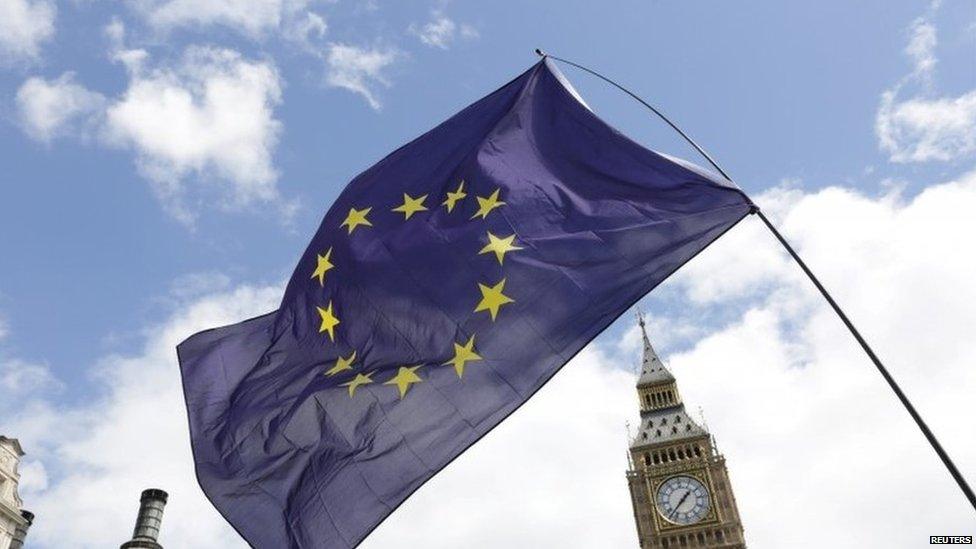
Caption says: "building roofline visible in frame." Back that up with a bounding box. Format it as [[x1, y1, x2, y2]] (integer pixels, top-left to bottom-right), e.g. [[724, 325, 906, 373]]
[[0, 436, 25, 457]]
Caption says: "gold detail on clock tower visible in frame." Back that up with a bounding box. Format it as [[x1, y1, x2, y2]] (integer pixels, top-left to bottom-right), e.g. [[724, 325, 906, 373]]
[[626, 314, 746, 548]]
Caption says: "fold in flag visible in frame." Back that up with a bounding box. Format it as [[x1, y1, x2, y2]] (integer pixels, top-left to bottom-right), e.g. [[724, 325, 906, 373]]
[[177, 59, 754, 548]]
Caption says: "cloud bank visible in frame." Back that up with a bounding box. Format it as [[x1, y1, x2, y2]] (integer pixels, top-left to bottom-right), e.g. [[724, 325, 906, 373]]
[[3, 171, 975, 547], [1, 285, 281, 548], [103, 45, 284, 222], [15, 42, 287, 225]]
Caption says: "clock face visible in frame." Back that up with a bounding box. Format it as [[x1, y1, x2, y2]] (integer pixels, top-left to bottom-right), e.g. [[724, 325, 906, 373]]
[[656, 475, 711, 525]]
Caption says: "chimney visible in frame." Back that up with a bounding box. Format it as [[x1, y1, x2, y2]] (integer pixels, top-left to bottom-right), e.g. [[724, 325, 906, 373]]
[[120, 489, 168, 549], [9, 510, 34, 549]]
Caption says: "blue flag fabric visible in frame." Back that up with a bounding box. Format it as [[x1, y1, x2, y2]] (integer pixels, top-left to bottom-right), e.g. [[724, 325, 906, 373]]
[[177, 59, 753, 548]]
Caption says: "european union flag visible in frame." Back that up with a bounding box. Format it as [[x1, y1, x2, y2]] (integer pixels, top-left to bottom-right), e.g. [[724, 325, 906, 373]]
[[177, 59, 753, 548]]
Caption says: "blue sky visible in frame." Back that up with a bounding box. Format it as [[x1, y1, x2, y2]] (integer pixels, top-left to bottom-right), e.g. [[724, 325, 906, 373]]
[[2, 0, 972, 388], [1, 0, 975, 547]]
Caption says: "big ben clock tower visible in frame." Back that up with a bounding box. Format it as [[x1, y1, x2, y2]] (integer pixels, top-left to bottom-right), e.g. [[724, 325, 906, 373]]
[[626, 315, 746, 548]]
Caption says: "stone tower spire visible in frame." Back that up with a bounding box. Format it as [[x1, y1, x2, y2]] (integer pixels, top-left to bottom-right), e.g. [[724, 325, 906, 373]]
[[637, 312, 675, 387], [631, 314, 705, 446], [625, 317, 746, 548], [637, 313, 688, 418]]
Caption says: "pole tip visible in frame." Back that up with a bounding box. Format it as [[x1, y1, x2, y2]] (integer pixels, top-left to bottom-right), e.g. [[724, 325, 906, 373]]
[[534, 48, 547, 57]]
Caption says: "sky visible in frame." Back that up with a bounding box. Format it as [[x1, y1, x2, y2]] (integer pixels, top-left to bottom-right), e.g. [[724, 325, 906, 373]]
[[0, 0, 974, 547]]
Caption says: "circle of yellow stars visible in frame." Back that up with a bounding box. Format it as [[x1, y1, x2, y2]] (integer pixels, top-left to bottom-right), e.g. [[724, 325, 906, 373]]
[[312, 180, 522, 400]]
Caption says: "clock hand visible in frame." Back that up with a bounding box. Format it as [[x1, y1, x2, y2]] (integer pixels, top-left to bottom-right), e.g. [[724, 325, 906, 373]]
[[669, 490, 692, 519]]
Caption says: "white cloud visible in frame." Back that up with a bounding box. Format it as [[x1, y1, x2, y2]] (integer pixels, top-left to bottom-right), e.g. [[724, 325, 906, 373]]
[[325, 43, 397, 109], [283, 10, 327, 49], [15, 73, 106, 142], [660, 174, 976, 546], [0, 0, 56, 63], [0, 358, 60, 397], [5, 175, 976, 547], [409, 12, 478, 49], [17, 460, 48, 494], [129, 0, 328, 51], [137, 0, 316, 38], [0, 315, 59, 401], [104, 17, 125, 48], [1, 279, 637, 548], [3, 284, 280, 548], [103, 46, 285, 223], [411, 14, 455, 49], [877, 90, 976, 163], [374, 176, 976, 549], [875, 11, 976, 163], [372, 173, 976, 546], [104, 20, 150, 74], [1, 330, 62, 507], [905, 18, 937, 81], [16, 44, 288, 225]]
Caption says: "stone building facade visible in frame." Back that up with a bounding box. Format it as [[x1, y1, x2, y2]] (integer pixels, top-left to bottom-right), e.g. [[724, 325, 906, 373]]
[[626, 317, 746, 548], [0, 437, 31, 549]]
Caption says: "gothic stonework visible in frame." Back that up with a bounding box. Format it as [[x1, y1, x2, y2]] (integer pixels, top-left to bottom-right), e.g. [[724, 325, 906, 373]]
[[626, 316, 746, 548]]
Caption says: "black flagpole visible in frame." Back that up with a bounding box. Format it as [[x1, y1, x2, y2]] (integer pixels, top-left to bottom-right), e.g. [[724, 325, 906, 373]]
[[536, 49, 976, 513]]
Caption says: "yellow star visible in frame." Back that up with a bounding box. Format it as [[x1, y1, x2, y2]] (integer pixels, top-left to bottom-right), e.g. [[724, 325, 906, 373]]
[[384, 365, 424, 399], [392, 193, 429, 220], [340, 371, 374, 398], [442, 180, 467, 212], [443, 335, 482, 378], [474, 278, 515, 321], [341, 207, 373, 234], [470, 188, 506, 219], [310, 247, 335, 286], [325, 350, 357, 376], [478, 232, 523, 265], [316, 301, 340, 341]]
